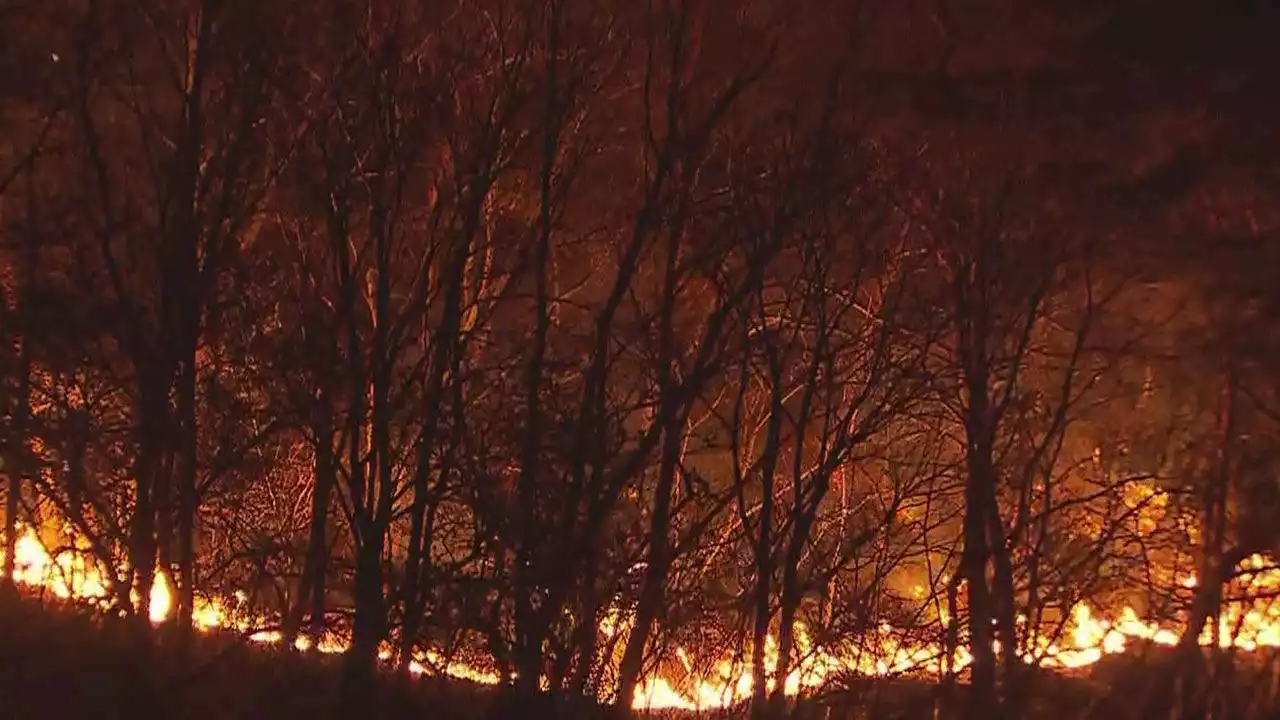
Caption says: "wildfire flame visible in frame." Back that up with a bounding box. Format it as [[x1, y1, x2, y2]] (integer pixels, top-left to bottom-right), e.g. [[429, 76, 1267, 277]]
[[4, 523, 1280, 711]]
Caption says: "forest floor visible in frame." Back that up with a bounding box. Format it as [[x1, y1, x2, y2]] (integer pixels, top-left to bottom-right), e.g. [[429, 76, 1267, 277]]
[[0, 591, 707, 720], [0, 591, 493, 720], [0, 591, 1274, 720]]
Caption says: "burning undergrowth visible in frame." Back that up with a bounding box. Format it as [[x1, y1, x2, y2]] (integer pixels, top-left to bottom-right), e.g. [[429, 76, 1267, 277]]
[[7, 519, 1280, 717], [0, 592, 472, 720], [0, 590, 616, 720], [6, 589, 1280, 720]]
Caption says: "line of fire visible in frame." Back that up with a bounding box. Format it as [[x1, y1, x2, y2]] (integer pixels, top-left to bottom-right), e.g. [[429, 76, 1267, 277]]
[[2, 1, 1279, 719]]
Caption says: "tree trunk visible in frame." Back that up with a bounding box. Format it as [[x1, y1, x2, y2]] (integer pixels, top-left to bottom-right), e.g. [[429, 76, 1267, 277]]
[[342, 528, 386, 715], [748, 371, 785, 720], [986, 481, 1022, 719], [748, 511, 774, 720], [568, 567, 602, 698], [287, 413, 335, 651], [132, 380, 170, 627], [338, 337, 374, 712], [400, 462, 433, 671], [771, 503, 821, 718], [401, 175, 477, 670], [2, 337, 28, 593], [399, 379, 455, 671], [616, 422, 684, 715], [941, 574, 962, 720], [154, 445, 173, 616], [1176, 365, 1239, 719], [165, 0, 209, 635], [962, 435, 998, 720], [174, 354, 198, 635], [770, 577, 799, 719], [510, 84, 557, 706], [123, 385, 167, 720], [2, 454, 19, 595], [306, 421, 336, 643], [511, 599, 546, 704]]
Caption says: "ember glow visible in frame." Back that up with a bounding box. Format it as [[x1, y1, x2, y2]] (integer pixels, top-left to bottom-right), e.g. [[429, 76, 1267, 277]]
[[6, 523, 1280, 711]]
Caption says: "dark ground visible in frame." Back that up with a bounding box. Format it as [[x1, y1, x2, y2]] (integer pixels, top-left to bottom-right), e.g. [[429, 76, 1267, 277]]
[[3, 592, 1278, 720], [0, 592, 493, 720], [0, 592, 706, 720]]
